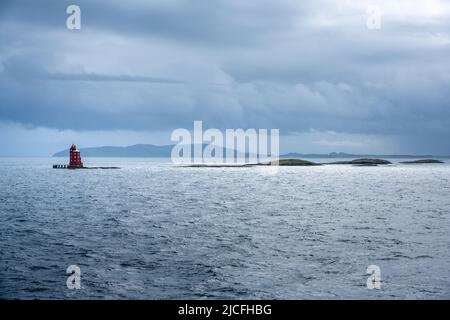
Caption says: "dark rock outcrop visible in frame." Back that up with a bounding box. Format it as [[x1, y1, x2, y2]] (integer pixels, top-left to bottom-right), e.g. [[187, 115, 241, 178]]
[[327, 158, 392, 165], [268, 159, 321, 166], [399, 159, 444, 164]]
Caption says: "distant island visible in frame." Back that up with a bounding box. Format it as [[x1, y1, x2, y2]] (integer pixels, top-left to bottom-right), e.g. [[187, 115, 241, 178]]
[[399, 159, 444, 164], [270, 158, 389, 166], [266, 158, 444, 166], [52, 144, 448, 159]]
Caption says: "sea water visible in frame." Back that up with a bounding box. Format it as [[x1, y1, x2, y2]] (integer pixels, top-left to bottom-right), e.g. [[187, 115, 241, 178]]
[[1, 158, 449, 299]]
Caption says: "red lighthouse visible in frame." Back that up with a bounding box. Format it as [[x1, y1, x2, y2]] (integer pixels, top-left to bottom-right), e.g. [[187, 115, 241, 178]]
[[68, 144, 83, 168]]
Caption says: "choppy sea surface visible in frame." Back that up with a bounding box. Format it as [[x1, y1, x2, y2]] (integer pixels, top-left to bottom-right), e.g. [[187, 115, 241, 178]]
[[0, 157, 449, 299]]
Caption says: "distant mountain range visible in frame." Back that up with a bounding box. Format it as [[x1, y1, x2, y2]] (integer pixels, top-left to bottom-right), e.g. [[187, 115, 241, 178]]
[[52, 144, 445, 159], [53, 144, 173, 157]]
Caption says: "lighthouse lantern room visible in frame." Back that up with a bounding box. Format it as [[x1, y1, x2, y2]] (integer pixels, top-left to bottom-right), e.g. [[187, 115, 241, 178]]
[[68, 144, 83, 168]]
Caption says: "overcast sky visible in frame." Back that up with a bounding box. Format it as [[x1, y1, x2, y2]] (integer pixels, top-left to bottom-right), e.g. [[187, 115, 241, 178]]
[[1, 0, 450, 156]]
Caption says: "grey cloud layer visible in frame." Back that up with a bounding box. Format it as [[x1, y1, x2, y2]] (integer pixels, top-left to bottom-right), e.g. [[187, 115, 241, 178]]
[[1, 0, 450, 153]]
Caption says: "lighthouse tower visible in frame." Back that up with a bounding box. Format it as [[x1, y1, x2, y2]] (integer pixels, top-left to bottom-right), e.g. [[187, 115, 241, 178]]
[[68, 144, 83, 168]]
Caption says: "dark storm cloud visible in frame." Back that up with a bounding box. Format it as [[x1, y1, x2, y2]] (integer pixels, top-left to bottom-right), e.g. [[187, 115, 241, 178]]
[[0, 0, 307, 46], [1, 0, 450, 154]]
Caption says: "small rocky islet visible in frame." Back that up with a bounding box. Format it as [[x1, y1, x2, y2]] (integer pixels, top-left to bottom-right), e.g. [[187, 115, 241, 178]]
[[267, 158, 391, 166], [184, 158, 446, 167], [399, 159, 444, 164], [268, 159, 321, 166], [267, 158, 445, 166], [326, 158, 392, 165]]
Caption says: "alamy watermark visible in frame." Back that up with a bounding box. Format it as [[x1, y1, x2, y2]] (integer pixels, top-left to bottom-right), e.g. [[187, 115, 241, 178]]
[[66, 4, 381, 31], [366, 5, 381, 30], [171, 121, 279, 166], [66, 5, 81, 30], [366, 265, 381, 289], [66, 265, 81, 290]]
